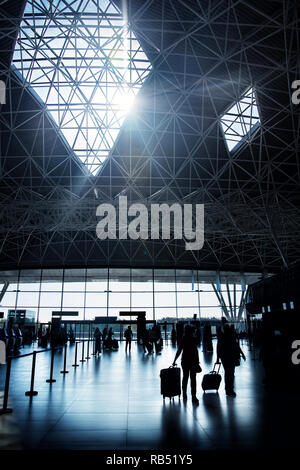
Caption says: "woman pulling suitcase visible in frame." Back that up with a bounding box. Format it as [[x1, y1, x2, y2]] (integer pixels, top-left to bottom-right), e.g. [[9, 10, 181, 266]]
[[173, 325, 202, 404]]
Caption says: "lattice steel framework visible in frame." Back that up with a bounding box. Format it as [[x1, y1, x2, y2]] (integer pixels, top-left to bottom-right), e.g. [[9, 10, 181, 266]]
[[12, 0, 152, 175], [0, 0, 299, 274], [220, 87, 260, 152]]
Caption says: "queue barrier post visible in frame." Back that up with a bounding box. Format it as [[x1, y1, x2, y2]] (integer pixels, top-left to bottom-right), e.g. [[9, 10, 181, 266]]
[[80, 340, 86, 363], [72, 342, 79, 367], [60, 343, 69, 374], [46, 347, 56, 383], [85, 340, 90, 360], [25, 351, 38, 396]]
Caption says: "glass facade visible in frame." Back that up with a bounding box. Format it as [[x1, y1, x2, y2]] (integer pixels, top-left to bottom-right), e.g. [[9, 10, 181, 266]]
[[0, 268, 244, 323]]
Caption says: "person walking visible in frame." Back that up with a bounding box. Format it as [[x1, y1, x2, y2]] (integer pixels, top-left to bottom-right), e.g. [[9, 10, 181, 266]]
[[217, 323, 246, 397], [173, 324, 201, 404], [124, 325, 133, 353]]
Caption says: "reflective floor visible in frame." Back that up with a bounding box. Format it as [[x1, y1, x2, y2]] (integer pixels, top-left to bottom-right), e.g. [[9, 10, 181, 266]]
[[0, 340, 299, 450]]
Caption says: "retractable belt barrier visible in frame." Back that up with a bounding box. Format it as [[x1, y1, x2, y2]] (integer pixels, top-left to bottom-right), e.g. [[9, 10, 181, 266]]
[[0, 339, 95, 415]]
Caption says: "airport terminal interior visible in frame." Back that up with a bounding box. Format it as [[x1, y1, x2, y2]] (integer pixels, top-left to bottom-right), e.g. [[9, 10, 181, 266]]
[[0, 0, 300, 453]]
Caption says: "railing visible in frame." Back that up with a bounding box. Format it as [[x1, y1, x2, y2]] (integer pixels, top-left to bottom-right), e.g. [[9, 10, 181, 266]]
[[0, 339, 95, 416]]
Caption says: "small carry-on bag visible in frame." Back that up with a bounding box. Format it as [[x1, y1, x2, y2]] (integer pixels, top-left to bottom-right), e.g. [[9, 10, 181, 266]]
[[160, 365, 181, 399], [201, 362, 222, 392]]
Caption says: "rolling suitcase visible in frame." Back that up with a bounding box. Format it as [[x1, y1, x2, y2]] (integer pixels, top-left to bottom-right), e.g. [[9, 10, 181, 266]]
[[201, 362, 222, 392], [160, 366, 181, 399]]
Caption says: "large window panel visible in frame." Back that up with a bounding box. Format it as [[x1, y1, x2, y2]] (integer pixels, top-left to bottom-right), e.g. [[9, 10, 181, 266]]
[[85, 292, 107, 309], [61, 307, 84, 321], [1, 285, 18, 307], [109, 292, 130, 308], [177, 308, 198, 319], [176, 270, 194, 291], [39, 291, 62, 308], [19, 270, 41, 290], [85, 308, 107, 320], [131, 306, 154, 321], [200, 306, 222, 317], [154, 269, 175, 291], [155, 291, 176, 308], [86, 268, 108, 292], [86, 280, 108, 292], [108, 306, 130, 317], [131, 291, 153, 308], [131, 269, 153, 291], [64, 268, 86, 292], [41, 269, 63, 292], [155, 307, 177, 320], [176, 291, 198, 308], [109, 268, 130, 292], [16, 291, 39, 308], [38, 308, 53, 323], [62, 292, 84, 308]]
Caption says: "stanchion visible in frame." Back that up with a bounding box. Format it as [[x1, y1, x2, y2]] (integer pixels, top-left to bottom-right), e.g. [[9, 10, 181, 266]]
[[91, 338, 96, 356], [46, 347, 56, 383], [0, 357, 13, 415], [60, 343, 69, 374], [80, 340, 86, 362], [85, 340, 91, 360], [25, 351, 38, 396], [72, 342, 79, 367]]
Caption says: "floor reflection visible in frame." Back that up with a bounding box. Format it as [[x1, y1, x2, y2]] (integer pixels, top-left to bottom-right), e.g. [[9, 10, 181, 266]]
[[0, 340, 299, 450]]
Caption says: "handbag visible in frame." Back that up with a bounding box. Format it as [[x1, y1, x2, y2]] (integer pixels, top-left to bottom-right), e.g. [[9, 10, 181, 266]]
[[191, 363, 202, 373]]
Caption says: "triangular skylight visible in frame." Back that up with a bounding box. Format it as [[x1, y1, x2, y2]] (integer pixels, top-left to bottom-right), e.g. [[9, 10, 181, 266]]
[[12, 0, 152, 175], [220, 87, 260, 152]]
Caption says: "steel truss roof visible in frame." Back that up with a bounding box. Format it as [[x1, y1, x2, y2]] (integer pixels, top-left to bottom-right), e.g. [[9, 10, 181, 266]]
[[0, 0, 299, 274]]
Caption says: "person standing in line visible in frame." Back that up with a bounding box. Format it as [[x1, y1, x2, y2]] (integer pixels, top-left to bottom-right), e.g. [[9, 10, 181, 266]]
[[94, 327, 102, 356], [173, 324, 201, 404], [124, 325, 133, 353], [149, 326, 157, 353], [142, 328, 150, 353], [217, 323, 246, 397], [171, 326, 176, 346]]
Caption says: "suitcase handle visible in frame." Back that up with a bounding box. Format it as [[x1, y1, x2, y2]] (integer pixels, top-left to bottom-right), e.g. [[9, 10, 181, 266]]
[[212, 362, 221, 374]]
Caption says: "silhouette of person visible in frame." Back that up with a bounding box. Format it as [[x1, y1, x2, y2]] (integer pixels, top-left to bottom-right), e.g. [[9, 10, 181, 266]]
[[173, 324, 201, 404], [142, 328, 150, 353], [94, 327, 102, 356], [217, 323, 246, 397], [102, 327, 108, 341], [171, 326, 177, 346], [69, 327, 75, 344], [124, 325, 133, 352], [107, 328, 114, 349], [149, 326, 157, 353], [154, 324, 162, 353]]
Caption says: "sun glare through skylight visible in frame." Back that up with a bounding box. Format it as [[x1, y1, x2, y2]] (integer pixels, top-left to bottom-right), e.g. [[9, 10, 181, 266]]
[[12, 0, 152, 175]]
